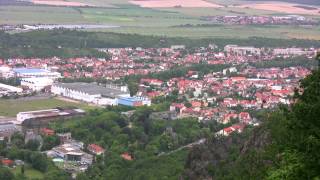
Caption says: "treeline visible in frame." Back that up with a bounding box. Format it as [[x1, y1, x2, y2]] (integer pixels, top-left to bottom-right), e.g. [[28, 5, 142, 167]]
[[125, 64, 229, 84], [149, 64, 229, 81], [1, 30, 320, 58], [0, 77, 20, 86], [0, 46, 108, 59], [250, 56, 318, 69]]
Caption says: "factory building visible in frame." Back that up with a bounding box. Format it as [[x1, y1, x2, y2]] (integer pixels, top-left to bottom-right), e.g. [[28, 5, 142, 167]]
[[21, 78, 53, 91], [13, 68, 61, 79], [0, 66, 13, 78], [46, 142, 93, 165], [118, 96, 151, 107], [0, 83, 23, 96], [273, 48, 316, 56], [224, 45, 261, 56], [51, 82, 130, 106], [16, 108, 86, 126]]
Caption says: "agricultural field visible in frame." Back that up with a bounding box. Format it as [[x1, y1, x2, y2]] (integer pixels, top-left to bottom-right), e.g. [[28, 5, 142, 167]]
[[0, 98, 94, 117], [95, 25, 320, 40], [0, 0, 319, 39], [129, 0, 222, 8]]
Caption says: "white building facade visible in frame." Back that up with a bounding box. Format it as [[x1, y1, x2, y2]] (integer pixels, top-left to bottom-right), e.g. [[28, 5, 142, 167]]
[[51, 83, 130, 106], [21, 78, 54, 91]]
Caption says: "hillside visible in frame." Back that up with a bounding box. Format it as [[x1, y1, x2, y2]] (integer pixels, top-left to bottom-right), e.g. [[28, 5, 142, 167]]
[[183, 56, 320, 179]]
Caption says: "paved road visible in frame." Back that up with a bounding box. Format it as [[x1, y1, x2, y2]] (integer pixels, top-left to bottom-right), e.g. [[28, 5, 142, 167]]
[[158, 138, 206, 156], [0, 117, 17, 123]]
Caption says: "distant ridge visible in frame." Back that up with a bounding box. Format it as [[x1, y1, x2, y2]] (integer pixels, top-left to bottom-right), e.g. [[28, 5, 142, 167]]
[[245, 0, 320, 6], [0, 0, 31, 5]]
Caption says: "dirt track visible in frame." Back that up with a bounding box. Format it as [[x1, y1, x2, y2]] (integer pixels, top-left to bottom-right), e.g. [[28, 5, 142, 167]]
[[31, 0, 93, 7]]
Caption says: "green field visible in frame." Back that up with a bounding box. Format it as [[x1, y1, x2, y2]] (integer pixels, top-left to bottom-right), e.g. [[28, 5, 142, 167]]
[[0, 98, 94, 117], [11, 165, 44, 179], [0, 0, 320, 39], [94, 25, 320, 39]]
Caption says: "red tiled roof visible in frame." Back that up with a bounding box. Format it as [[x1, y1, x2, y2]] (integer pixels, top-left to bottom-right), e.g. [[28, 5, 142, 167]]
[[1, 159, 14, 166], [88, 144, 105, 154], [41, 128, 55, 136], [121, 153, 133, 161]]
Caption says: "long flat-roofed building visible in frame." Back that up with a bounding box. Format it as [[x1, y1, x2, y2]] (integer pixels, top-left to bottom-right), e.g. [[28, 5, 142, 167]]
[[224, 45, 261, 56], [13, 68, 61, 79], [51, 82, 130, 106], [118, 96, 151, 107], [16, 108, 86, 126], [0, 83, 23, 93]]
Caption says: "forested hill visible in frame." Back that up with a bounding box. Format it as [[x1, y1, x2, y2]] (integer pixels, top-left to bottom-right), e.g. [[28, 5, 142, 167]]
[[245, 0, 320, 6], [183, 56, 320, 179], [1, 30, 320, 58]]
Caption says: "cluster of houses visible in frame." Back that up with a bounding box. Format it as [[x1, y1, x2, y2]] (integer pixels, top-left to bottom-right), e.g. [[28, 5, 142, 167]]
[[0, 45, 317, 82], [202, 15, 318, 25], [0, 124, 133, 176], [42, 130, 132, 176], [136, 65, 312, 136], [0, 45, 318, 138]]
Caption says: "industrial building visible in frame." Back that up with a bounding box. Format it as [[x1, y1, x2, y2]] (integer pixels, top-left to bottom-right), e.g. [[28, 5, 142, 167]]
[[224, 45, 261, 56], [16, 108, 86, 126], [46, 137, 93, 173], [117, 96, 151, 107], [0, 66, 13, 78], [0, 83, 23, 96], [0, 122, 20, 140], [13, 68, 61, 79], [21, 78, 54, 91], [51, 82, 130, 106], [46, 142, 93, 165], [273, 48, 316, 56]]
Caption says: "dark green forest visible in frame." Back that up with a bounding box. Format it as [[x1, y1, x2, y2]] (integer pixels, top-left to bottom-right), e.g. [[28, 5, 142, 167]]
[[250, 56, 318, 69], [1, 30, 320, 58]]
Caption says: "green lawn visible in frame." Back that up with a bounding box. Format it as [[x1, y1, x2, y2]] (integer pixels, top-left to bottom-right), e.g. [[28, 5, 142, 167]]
[[11, 165, 44, 179], [0, 98, 94, 117]]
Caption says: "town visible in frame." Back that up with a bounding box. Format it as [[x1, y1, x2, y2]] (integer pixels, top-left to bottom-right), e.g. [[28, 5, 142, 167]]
[[201, 15, 319, 26], [0, 43, 318, 177]]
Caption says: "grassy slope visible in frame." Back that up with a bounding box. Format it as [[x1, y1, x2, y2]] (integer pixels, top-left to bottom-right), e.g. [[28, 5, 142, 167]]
[[11, 165, 44, 179], [0, 98, 93, 117]]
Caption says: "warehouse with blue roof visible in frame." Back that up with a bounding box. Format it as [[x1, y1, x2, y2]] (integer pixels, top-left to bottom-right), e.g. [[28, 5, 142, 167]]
[[13, 68, 61, 79], [117, 96, 151, 107]]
